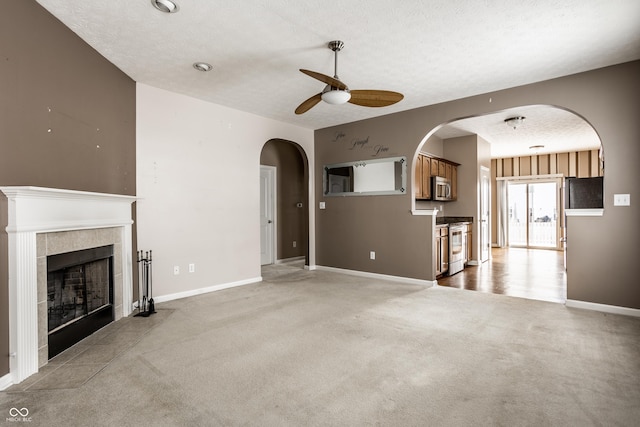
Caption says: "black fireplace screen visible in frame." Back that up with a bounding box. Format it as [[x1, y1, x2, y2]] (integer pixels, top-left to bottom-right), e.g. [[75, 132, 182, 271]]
[[48, 259, 111, 332], [47, 245, 114, 333]]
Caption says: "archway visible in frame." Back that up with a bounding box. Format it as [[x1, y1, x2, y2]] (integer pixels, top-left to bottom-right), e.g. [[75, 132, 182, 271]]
[[259, 139, 310, 267], [412, 104, 604, 303]]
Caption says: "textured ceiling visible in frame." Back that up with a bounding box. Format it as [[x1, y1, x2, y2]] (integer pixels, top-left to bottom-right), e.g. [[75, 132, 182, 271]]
[[434, 105, 602, 158], [35, 0, 640, 156]]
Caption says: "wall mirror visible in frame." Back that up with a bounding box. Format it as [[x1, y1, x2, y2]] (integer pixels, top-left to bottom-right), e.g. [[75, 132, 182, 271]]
[[323, 156, 407, 196]]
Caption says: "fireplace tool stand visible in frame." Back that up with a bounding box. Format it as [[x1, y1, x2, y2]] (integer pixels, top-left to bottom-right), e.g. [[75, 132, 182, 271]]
[[135, 250, 156, 317]]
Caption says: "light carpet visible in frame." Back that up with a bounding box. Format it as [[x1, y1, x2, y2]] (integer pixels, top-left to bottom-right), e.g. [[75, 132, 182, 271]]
[[1, 267, 639, 426]]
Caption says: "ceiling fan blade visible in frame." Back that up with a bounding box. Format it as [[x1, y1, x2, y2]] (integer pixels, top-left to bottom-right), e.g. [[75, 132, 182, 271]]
[[348, 90, 404, 107], [300, 69, 348, 90], [295, 93, 322, 115]]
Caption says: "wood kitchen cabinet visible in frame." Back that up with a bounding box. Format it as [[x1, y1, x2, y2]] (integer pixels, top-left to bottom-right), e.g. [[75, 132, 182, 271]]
[[414, 154, 431, 199], [435, 225, 449, 277], [430, 158, 439, 177], [414, 156, 422, 198], [416, 153, 459, 201]]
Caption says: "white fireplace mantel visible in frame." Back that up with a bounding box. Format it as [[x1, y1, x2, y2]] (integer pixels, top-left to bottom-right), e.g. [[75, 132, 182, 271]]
[[0, 186, 137, 385]]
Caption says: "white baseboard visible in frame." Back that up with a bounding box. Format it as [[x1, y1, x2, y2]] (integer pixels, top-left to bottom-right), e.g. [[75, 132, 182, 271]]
[[466, 260, 479, 266], [305, 264, 317, 271], [0, 373, 13, 391], [151, 277, 262, 305], [275, 256, 305, 265], [315, 265, 435, 287], [566, 299, 640, 318]]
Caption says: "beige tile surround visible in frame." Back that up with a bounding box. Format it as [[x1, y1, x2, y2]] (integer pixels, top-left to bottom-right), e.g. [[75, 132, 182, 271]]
[[36, 227, 124, 368]]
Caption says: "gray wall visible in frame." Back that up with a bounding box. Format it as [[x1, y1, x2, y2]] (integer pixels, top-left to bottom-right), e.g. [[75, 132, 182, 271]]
[[260, 139, 308, 262], [0, 0, 136, 377], [438, 135, 492, 261], [315, 60, 640, 309]]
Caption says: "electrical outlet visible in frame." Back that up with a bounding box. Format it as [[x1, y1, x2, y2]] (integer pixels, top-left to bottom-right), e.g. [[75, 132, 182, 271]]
[[319, 201, 326, 209], [189, 263, 195, 273], [173, 266, 180, 275], [614, 194, 630, 206], [370, 251, 376, 260], [293, 241, 297, 248]]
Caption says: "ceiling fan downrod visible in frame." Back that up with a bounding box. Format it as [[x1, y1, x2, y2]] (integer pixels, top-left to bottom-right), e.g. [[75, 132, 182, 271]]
[[328, 40, 344, 80]]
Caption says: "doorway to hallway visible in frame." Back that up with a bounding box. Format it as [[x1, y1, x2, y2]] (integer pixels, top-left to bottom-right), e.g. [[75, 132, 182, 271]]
[[259, 139, 309, 267]]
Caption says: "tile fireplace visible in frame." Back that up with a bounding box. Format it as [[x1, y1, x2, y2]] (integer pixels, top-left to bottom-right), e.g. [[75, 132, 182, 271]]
[[0, 186, 136, 386]]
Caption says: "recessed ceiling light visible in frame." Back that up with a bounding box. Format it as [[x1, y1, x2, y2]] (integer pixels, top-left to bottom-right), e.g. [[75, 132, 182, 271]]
[[151, 0, 179, 13], [193, 62, 213, 72]]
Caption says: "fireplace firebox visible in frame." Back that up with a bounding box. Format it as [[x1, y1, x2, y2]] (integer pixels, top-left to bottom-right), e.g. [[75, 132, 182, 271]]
[[47, 245, 115, 358]]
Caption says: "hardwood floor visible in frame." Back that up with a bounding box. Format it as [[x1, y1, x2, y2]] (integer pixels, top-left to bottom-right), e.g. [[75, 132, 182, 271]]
[[436, 247, 566, 303]]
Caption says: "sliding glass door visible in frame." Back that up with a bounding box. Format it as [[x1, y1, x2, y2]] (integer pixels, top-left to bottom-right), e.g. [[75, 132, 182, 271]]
[[508, 183, 528, 246], [508, 180, 560, 249]]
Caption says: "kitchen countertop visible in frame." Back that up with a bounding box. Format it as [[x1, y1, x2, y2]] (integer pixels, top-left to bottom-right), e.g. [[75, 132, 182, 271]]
[[436, 216, 473, 225]]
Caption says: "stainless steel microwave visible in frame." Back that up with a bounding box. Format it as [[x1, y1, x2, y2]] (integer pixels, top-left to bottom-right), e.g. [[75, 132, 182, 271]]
[[432, 176, 452, 201]]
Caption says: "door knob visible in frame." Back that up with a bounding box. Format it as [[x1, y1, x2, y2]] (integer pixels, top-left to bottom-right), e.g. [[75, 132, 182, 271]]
[[268, 220, 273, 224]]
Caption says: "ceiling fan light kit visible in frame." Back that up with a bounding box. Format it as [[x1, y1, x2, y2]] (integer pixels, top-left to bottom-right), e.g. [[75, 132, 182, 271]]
[[295, 40, 404, 114], [321, 88, 351, 104]]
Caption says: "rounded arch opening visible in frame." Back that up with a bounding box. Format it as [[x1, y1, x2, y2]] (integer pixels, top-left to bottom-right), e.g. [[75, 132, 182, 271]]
[[411, 104, 604, 303], [259, 138, 310, 267], [411, 104, 604, 213]]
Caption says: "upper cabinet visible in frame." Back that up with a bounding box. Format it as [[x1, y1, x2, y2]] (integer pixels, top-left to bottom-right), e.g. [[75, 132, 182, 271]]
[[415, 153, 459, 201], [414, 154, 432, 199]]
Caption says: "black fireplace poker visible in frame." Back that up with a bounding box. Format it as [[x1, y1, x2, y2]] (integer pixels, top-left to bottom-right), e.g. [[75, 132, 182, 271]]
[[135, 250, 156, 317]]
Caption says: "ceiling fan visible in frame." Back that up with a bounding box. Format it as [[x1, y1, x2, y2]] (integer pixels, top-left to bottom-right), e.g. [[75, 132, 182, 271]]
[[295, 41, 404, 115]]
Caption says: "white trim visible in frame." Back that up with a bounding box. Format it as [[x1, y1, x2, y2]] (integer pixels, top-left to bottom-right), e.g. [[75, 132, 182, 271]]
[[315, 265, 435, 287], [276, 256, 305, 264], [466, 260, 480, 266], [151, 277, 262, 305], [0, 373, 13, 391], [411, 208, 439, 216], [565, 209, 604, 216], [566, 299, 640, 317]]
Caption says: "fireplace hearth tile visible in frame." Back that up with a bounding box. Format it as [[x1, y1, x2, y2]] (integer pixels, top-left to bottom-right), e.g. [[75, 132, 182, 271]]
[[47, 344, 91, 365], [96, 330, 147, 348], [6, 308, 172, 391], [65, 344, 123, 365], [4, 364, 63, 393], [26, 364, 105, 391]]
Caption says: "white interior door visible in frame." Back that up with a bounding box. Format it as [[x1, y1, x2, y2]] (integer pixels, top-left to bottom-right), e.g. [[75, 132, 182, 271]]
[[260, 166, 276, 265]]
